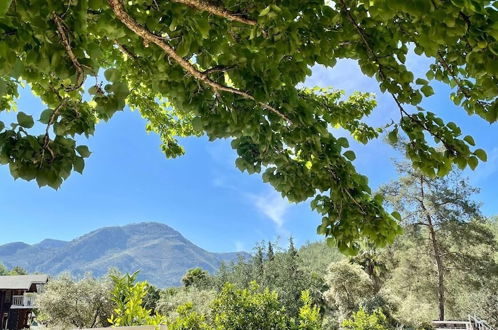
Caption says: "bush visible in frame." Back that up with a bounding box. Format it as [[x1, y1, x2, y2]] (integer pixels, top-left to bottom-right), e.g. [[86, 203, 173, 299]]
[[36, 273, 114, 329], [108, 272, 165, 326], [341, 307, 388, 330]]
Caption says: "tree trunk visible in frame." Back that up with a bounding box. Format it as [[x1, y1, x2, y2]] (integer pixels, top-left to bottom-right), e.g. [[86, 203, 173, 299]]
[[419, 177, 445, 321], [428, 219, 445, 320]]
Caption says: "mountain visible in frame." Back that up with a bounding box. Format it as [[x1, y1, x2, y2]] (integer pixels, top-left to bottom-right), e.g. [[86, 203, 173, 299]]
[[0, 222, 248, 287]]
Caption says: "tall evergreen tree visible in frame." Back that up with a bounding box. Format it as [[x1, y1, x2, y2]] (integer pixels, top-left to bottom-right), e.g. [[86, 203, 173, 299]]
[[381, 164, 497, 321], [267, 242, 275, 262]]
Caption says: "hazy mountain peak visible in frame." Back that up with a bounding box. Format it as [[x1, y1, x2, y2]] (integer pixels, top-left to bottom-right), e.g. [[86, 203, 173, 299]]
[[0, 222, 247, 287]]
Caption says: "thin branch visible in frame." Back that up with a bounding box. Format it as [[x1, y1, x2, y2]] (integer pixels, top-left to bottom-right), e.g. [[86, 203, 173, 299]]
[[53, 12, 85, 92], [203, 65, 236, 75], [170, 0, 257, 26], [114, 40, 137, 59], [108, 0, 291, 123], [329, 168, 366, 215], [437, 53, 488, 109], [413, 222, 430, 227], [41, 99, 68, 162]]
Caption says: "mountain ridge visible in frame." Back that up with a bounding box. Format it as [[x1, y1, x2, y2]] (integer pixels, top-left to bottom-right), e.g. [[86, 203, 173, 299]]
[[0, 222, 248, 287]]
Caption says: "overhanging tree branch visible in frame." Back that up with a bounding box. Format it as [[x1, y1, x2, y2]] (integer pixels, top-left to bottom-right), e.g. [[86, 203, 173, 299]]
[[170, 0, 257, 26], [337, 0, 458, 153], [53, 12, 85, 92], [437, 53, 489, 109], [108, 0, 291, 123]]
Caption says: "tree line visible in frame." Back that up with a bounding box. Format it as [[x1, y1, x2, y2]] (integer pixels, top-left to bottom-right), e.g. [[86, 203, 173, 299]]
[[30, 166, 498, 329]]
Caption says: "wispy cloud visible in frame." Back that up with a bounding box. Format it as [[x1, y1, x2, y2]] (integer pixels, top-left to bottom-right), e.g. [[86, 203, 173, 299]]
[[250, 190, 291, 228]]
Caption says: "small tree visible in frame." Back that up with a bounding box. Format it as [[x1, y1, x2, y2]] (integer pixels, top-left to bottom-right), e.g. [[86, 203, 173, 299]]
[[324, 261, 374, 321], [36, 273, 114, 329], [108, 272, 165, 326], [181, 267, 211, 289]]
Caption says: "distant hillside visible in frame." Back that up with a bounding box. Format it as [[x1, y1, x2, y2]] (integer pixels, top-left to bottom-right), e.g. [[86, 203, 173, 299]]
[[0, 222, 248, 287]]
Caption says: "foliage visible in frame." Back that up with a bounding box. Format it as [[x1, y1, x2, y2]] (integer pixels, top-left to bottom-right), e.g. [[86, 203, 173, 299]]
[[3, 0, 498, 250], [166, 283, 321, 330], [157, 287, 216, 319], [167, 303, 211, 330], [341, 308, 388, 330], [324, 260, 374, 321], [297, 241, 343, 276], [142, 283, 162, 313], [0, 263, 7, 275], [36, 273, 114, 329], [213, 240, 324, 319], [8, 266, 28, 275], [181, 267, 211, 289], [108, 272, 165, 326], [0, 263, 29, 276], [210, 282, 290, 329], [297, 290, 322, 330]]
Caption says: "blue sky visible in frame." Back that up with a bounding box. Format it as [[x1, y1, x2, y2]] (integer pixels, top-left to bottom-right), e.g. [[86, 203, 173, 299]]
[[0, 58, 497, 253]]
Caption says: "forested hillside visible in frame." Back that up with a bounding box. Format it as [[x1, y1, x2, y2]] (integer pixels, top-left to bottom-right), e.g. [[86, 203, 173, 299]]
[[35, 169, 498, 329]]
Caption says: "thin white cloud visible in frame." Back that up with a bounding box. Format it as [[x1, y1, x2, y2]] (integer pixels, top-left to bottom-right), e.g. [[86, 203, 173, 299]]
[[250, 190, 291, 228]]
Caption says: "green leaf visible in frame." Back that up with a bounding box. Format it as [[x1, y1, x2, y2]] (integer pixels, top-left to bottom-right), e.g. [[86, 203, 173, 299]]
[[17, 112, 34, 128], [76, 145, 91, 158], [197, 19, 210, 39], [0, 0, 12, 17], [343, 150, 356, 161], [421, 85, 434, 97], [474, 149, 487, 161], [39, 109, 53, 124], [259, 6, 271, 16], [337, 137, 349, 148], [388, 128, 398, 144], [104, 68, 119, 82], [191, 117, 203, 132], [0, 121, 4, 131], [73, 157, 85, 174], [468, 156, 478, 170], [463, 135, 475, 146], [391, 211, 402, 221]]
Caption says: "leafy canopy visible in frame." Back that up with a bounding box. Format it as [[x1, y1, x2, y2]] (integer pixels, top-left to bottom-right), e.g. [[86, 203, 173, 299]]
[[1, 0, 497, 252]]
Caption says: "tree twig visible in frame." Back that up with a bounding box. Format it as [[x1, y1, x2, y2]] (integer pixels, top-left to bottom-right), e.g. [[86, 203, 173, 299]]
[[114, 40, 137, 60], [170, 0, 257, 26], [53, 12, 85, 92], [203, 65, 236, 75], [108, 0, 291, 123], [42, 99, 68, 162], [437, 52, 488, 109]]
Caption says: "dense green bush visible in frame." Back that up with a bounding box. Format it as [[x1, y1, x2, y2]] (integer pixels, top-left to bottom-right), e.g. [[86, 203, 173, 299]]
[[341, 308, 388, 330]]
